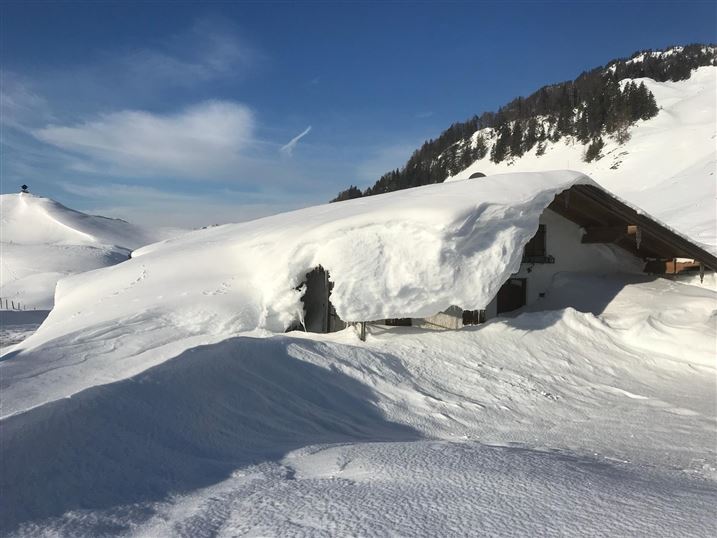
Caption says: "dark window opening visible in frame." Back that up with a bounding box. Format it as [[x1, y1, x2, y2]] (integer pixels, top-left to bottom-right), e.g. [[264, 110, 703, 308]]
[[384, 318, 412, 326], [522, 225, 554, 263], [300, 266, 346, 333], [462, 309, 486, 325], [497, 278, 527, 314]]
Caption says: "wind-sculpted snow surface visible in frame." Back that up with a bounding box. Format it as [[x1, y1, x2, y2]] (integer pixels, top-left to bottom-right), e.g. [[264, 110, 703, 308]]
[[2, 275, 716, 536], [2, 172, 716, 535]]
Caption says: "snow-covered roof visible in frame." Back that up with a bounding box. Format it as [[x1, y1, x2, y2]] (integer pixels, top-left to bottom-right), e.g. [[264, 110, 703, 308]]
[[49, 171, 588, 332], [16, 170, 714, 348]]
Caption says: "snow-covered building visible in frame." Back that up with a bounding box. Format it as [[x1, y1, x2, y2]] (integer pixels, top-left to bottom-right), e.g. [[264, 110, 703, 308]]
[[295, 174, 717, 333], [9, 171, 716, 354]]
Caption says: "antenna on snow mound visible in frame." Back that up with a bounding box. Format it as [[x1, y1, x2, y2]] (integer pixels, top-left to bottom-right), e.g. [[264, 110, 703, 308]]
[[20, 184, 29, 193]]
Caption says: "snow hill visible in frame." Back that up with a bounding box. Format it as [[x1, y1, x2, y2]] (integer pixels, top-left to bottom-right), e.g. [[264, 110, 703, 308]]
[[447, 65, 717, 254], [0, 193, 153, 309]]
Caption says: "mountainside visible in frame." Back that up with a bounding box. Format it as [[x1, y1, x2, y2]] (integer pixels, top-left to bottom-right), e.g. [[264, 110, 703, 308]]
[[0, 193, 154, 309], [332, 45, 716, 251], [447, 65, 717, 252]]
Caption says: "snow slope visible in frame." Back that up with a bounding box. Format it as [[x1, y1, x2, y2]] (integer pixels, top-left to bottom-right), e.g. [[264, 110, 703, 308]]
[[2, 274, 715, 535], [447, 66, 717, 252], [0, 193, 153, 309]]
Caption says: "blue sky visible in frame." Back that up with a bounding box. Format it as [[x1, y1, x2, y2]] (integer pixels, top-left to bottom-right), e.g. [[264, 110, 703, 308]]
[[2, 1, 715, 228]]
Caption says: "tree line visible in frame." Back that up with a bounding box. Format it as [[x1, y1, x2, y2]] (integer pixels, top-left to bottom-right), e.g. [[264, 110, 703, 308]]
[[331, 44, 715, 202]]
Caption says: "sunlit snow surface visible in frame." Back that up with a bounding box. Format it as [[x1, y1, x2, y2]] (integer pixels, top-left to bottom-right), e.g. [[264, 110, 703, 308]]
[[0, 193, 153, 308], [2, 275, 716, 536]]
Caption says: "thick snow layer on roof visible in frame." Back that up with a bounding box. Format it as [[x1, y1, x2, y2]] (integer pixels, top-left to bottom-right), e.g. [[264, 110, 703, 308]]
[[39, 170, 590, 338]]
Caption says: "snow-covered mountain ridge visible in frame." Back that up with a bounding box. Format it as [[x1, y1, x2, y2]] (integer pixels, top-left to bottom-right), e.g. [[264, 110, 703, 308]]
[[0, 193, 153, 309], [446, 66, 716, 252]]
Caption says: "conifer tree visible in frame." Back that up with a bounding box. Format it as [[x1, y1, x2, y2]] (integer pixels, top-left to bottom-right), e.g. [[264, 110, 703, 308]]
[[584, 137, 604, 162], [491, 121, 512, 163], [524, 117, 539, 152], [510, 121, 524, 157]]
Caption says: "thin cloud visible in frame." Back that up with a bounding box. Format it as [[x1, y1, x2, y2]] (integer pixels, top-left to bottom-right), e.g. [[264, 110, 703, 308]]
[[59, 181, 321, 230], [280, 126, 312, 157], [118, 18, 254, 89], [33, 100, 256, 179]]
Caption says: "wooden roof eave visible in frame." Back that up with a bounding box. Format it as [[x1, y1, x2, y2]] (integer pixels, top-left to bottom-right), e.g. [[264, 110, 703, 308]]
[[548, 184, 717, 271]]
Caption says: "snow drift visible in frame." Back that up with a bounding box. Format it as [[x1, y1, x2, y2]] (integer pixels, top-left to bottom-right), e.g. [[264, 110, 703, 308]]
[[0, 193, 153, 308], [2, 274, 715, 536]]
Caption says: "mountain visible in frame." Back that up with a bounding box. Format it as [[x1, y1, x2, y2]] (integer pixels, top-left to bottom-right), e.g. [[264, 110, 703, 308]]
[[332, 45, 717, 251], [0, 193, 154, 309], [446, 65, 717, 252]]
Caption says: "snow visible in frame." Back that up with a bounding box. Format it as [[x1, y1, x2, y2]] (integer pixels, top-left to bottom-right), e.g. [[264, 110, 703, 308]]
[[0, 193, 153, 309], [1, 273, 715, 535], [447, 66, 717, 253], [1, 67, 716, 538], [1, 169, 664, 418], [0, 310, 50, 350]]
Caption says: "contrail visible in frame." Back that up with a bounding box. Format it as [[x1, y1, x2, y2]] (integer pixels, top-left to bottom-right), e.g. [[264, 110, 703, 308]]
[[280, 125, 312, 156]]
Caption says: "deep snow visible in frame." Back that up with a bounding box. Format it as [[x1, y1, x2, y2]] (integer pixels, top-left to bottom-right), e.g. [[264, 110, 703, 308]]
[[1, 274, 715, 536], [0, 193, 153, 309]]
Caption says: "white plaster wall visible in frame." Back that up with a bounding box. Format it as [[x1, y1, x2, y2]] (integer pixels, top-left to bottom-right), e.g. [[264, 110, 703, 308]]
[[509, 209, 644, 315], [422, 208, 643, 326]]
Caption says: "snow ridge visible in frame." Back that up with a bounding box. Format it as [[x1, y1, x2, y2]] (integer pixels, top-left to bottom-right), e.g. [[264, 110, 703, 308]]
[[0, 193, 153, 309]]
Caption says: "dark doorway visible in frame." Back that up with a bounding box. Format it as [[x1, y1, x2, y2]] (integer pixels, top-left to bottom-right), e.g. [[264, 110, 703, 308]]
[[497, 278, 527, 314], [301, 266, 346, 333]]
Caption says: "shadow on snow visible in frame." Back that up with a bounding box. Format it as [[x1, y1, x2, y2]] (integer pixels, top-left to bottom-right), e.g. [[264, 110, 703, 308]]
[[0, 335, 419, 532]]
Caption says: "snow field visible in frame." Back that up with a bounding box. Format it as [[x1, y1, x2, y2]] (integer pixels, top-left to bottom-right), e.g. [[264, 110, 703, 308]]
[[1, 274, 715, 536]]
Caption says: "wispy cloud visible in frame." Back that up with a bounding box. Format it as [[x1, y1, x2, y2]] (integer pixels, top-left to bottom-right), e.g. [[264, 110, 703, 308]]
[[33, 100, 256, 179], [280, 125, 312, 157], [0, 72, 55, 129], [116, 18, 255, 90]]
